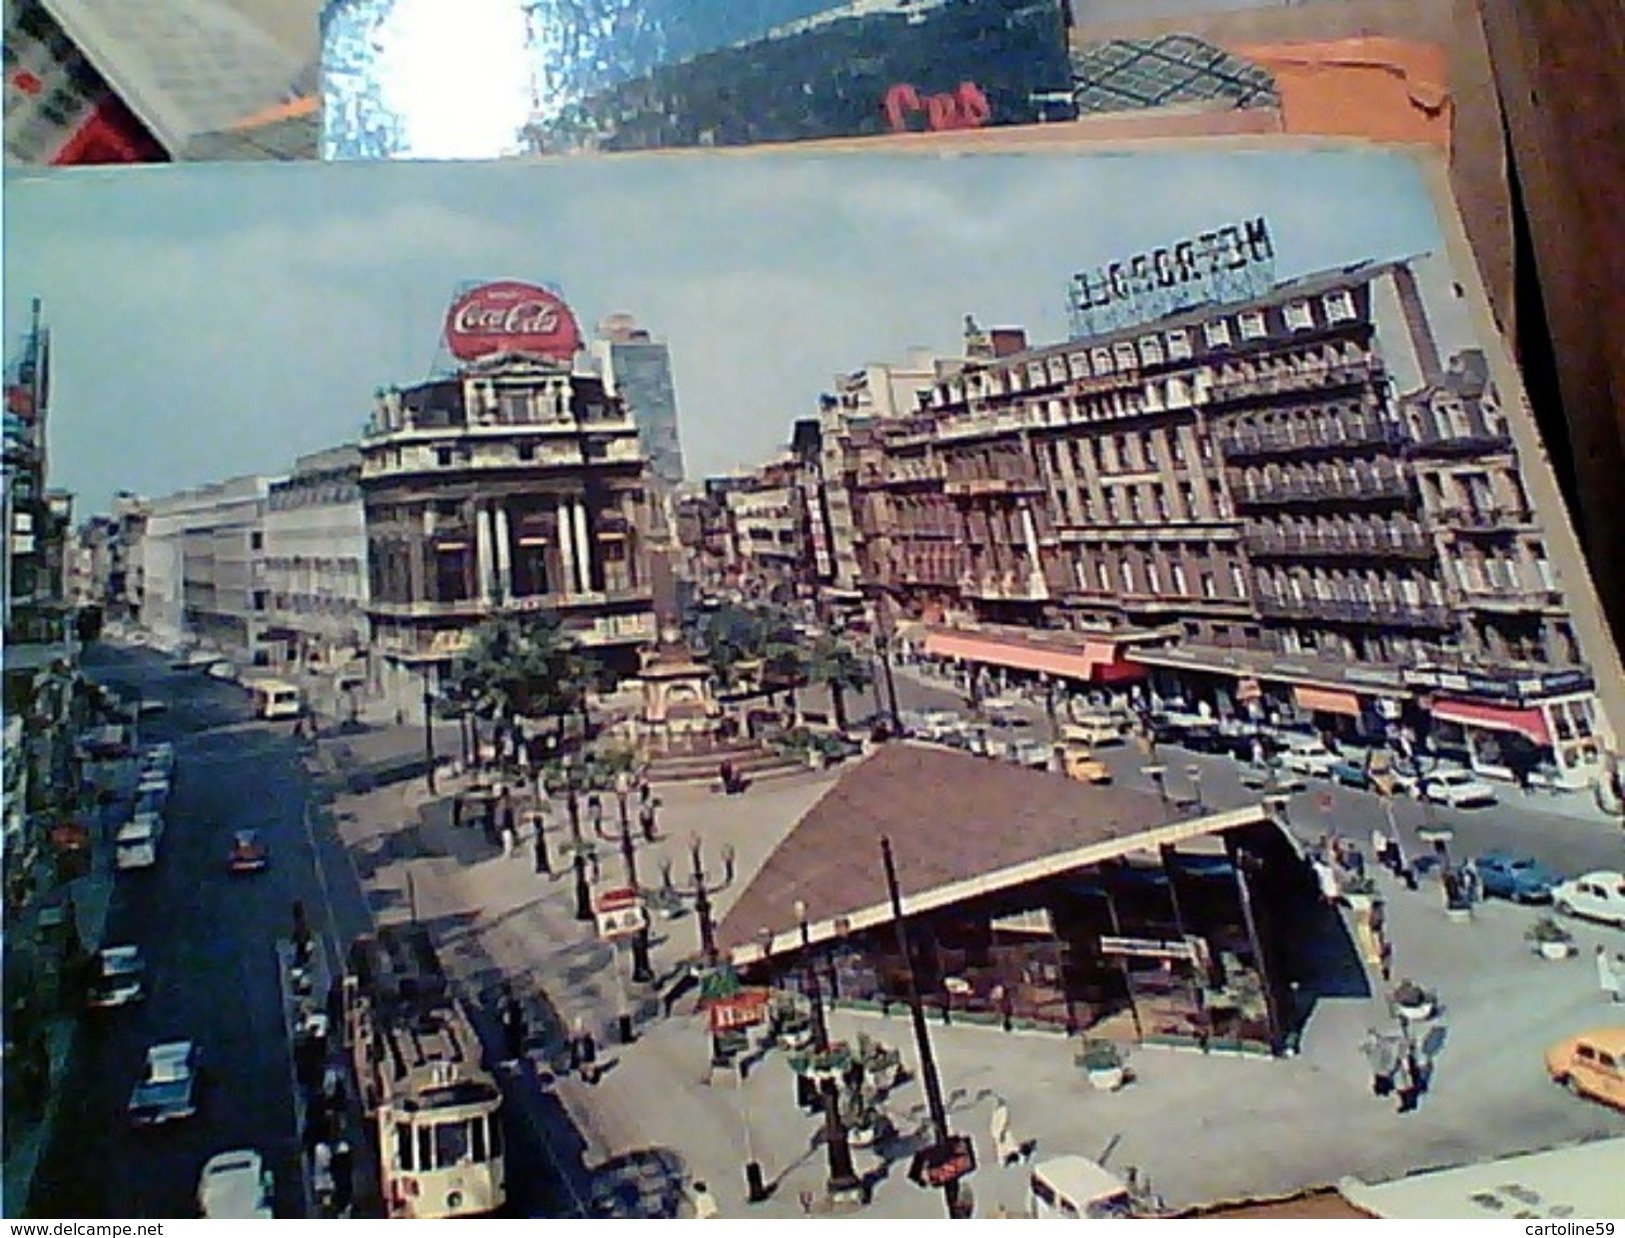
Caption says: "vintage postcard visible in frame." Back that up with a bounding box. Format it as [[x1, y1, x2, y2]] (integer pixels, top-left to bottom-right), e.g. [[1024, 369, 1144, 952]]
[[5, 141, 1621, 1222]]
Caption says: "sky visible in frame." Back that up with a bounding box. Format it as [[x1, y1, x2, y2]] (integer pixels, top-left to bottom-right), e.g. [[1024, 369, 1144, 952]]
[[3, 144, 1452, 516]]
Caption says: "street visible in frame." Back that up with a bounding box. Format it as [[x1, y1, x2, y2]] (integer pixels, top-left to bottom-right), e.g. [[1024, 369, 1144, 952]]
[[30, 643, 337, 1219]]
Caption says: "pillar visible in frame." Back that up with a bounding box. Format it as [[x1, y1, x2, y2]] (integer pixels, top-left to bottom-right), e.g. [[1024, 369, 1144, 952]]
[[494, 504, 513, 604], [557, 498, 577, 598], [572, 500, 593, 594], [475, 502, 495, 604]]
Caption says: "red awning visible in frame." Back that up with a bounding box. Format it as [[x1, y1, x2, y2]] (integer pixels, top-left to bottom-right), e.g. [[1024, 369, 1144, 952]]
[[1430, 698, 1552, 746], [923, 630, 1145, 683], [1292, 686, 1362, 717]]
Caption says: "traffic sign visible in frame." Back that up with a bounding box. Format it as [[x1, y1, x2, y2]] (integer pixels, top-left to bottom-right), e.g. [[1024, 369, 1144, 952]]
[[594, 887, 647, 940], [909, 1135, 977, 1188], [707, 991, 771, 1034]]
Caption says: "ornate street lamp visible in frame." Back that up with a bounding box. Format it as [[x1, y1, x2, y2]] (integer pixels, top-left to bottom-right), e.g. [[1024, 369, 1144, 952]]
[[793, 899, 863, 1203], [419, 665, 437, 793], [598, 770, 653, 983], [561, 757, 593, 922], [660, 835, 736, 968]]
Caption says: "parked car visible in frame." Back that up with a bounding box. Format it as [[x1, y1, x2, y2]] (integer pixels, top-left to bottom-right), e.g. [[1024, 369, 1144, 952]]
[[1064, 718, 1123, 748], [128, 1040, 202, 1126], [1277, 737, 1339, 778], [197, 1149, 275, 1219], [227, 829, 269, 875], [1475, 851, 1561, 903], [1005, 739, 1053, 769], [1063, 748, 1113, 785], [85, 945, 146, 1010], [1417, 768, 1499, 809], [1552, 871, 1625, 927], [1329, 757, 1372, 789], [1546, 1027, 1625, 1112]]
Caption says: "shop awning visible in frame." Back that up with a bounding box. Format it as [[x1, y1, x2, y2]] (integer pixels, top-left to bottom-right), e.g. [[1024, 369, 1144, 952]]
[[1430, 698, 1552, 746], [1292, 686, 1362, 717], [923, 630, 1145, 684]]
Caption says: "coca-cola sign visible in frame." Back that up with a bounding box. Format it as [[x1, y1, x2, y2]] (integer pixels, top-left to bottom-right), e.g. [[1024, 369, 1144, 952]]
[[443, 281, 582, 362]]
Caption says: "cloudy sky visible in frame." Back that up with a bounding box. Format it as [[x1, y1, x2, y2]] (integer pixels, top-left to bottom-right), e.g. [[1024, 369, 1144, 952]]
[[4, 144, 1451, 515]]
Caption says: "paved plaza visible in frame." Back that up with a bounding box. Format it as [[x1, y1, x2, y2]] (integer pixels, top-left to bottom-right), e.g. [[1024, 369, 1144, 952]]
[[316, 715, 1625, 1218]]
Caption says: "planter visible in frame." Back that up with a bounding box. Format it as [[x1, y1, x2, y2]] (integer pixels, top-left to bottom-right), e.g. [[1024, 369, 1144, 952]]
[[1538, 940, 1576, 960], [1086, 1066, 1125, 1092]]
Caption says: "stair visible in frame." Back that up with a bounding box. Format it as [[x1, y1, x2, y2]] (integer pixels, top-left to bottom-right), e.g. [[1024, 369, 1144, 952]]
[[643, 737, 810, 788]]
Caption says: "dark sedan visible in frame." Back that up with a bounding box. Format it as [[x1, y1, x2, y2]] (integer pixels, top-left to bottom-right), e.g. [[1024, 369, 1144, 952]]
[[1476, 851, 1561, 903]]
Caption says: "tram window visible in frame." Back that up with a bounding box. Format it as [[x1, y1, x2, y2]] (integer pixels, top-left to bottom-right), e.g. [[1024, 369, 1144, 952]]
[[471, 1117, 488, 1163], [418, 1126, 435, 1171], [395, 1123, 414, 1171], [435, 1119, 472, 1167]]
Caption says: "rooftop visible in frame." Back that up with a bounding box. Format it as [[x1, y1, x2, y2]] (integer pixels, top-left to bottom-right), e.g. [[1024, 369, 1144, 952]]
[[717, 741, 1268, 958]]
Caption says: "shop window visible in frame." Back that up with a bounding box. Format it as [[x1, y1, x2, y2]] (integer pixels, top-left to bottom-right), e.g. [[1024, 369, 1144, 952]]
[[1553, 708, 1575, 741]]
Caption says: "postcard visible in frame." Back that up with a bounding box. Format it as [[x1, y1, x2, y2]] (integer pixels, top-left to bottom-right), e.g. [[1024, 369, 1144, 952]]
[[5, 141, 1622, 1223]]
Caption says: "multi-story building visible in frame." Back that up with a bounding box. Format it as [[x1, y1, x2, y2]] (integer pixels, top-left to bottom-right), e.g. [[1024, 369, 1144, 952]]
[[261, 443, 370, 678], [590, 314, 687, 488], [361, 289, 656, 723], [107, 492, 150, 623], [836, 254, 1613, 788], [140, 475, 271, 658], [720, 457, 808, 603]]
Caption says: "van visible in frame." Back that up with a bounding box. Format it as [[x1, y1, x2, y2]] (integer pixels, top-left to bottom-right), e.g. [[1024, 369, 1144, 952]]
[[115, 815, 162, 871], [248, 679, 303, 721], [1027, 1156, 1135, 1219], [1064, 718, 1123, 749]]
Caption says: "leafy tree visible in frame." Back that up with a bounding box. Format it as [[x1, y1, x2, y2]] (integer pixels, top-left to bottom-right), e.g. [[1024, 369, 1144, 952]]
[[807, 633, 871, 732], [449, 612, 596, 767]]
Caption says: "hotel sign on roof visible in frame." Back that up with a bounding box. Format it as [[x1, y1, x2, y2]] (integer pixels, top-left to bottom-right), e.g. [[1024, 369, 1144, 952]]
[[1068, 216, 1277, 340]]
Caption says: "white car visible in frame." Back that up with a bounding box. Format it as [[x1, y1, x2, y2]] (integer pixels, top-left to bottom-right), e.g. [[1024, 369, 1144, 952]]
[[129, 1040, 202, 1126], [198, 1149, 274, 1219], [1005, 739, 1054, 769], [1279, 739, 1339, 778], [1552, 870, 1625, 928], [1417, 768, 1498, 808]]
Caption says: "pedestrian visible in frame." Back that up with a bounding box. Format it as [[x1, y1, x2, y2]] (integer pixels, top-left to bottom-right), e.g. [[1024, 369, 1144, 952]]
[[1311, 856, 1340, 906], [1462, 858, 1482, 904], [501, 819, 517, 859], [691, 1180, 720, 1219], [1361, 1028, 1399, 1097], [639, 800, 658, 842], [568, 1017, 585, 1072], [502, 989, 526, 1065], [331, 1140, 354, 1217], [533, 822, 550, 875], [1393, 1043, 1421, 1114], [578, 1026, 599, 1085], [1597, 946, 1618, 1001], [452, 795, 464, 831], [1370, 827, 1389, 873], [991, 1098, 1021, 1166]]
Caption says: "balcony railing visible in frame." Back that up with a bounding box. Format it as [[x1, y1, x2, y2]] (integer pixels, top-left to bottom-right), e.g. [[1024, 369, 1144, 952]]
[[368, 585, 652, 619], [1218, 417, 1406, 461], [1459, 586, 1564, 611], [958, 572, 1051, 602], [1243, 525, 1434, 559], [1407, 422, 1514, 456], [1256, 594, 1454, 628], [1436, 505, 1535, 533], [1232, 471, 1412, 506], [1208, 359, 1385, 406], [943, 476, 1044, 497]]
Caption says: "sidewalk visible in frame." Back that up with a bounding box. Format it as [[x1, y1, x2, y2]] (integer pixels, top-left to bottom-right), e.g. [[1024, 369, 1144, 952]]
[[321, 726, 1625, 1218], [2, 755, 129, 1217]]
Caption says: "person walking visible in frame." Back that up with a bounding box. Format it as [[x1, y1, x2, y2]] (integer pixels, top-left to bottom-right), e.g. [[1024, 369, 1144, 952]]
[[1361, 1028, 1399, 1097], [991, 1098, 1022, 1166], [532, 820, 550, 875], [501, 818, 517, 859], [1393, 1040, 1422, 1114], [578, 1025, 600, 1085], [1598, 946, 1619, 1001], [691, 1180, 720, 1219], [501, 987, 526, 1066]]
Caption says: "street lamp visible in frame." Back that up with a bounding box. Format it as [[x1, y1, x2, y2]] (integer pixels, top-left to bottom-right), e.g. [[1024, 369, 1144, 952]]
[[598, 770, 653, 984], [871, 617, 902, 735], [562, 757, 593, 922], [661, 835, 736, 968], [419, 665, 437, 794], [1142, 764, 1168, 805], [1186, 764, 1203, 811], [790, 900, 863, 1203]]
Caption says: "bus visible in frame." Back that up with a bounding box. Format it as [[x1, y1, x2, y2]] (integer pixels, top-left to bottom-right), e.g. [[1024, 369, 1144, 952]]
[[115, 814, 163, 871], [248, 680, 303, 721], [343, 925, 505, 1219]]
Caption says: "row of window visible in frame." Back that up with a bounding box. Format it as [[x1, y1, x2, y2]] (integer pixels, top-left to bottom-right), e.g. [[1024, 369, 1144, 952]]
[[933, 288, 1363, 407], [393, 1114, 502, 1173]]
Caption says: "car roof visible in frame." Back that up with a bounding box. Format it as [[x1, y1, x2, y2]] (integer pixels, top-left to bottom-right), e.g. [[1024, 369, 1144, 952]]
[[149, 1039, 195, 1060], [234, 828, 260, 842], [100, 944, 143, 965], [203, 1149, 263, 1177], [1574, 870, 1625, 883], [1570, 1027, 1625, 1055]]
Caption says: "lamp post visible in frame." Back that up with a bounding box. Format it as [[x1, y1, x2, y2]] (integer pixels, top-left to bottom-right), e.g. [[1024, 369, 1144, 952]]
[[1143, 764, 1168, 805], [420, 665, 437, 794], [564, 758, 593, 923], [871, 614, 902, 735], [792, 899, 863, 1203], [662, 836, 735, 968], [598, 771, 653, 983], [1186, 764, 1203, 811]]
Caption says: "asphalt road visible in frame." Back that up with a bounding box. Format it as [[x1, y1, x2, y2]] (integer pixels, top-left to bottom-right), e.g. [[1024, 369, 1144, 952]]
[[30, 643, 333, 1219], [875, 668, 1625, 881]]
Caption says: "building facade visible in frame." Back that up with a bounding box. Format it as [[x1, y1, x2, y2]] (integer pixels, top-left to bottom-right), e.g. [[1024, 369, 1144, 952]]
[[828, 255, 1611, 788], [591, 314, 687, 488], [361, 347, 656, 723], [140, 475, 271, 658], [260, 443, 369, 677]]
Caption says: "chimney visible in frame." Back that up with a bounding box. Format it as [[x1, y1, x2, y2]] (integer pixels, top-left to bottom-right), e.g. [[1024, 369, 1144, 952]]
[[1391, 265, 1442, 386]]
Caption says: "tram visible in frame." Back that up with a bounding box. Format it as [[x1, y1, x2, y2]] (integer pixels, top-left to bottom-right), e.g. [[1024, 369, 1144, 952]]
[[343, 924, 506, 1218]]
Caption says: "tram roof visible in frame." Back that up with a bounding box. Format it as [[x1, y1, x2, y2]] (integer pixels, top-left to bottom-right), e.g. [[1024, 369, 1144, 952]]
[[717, 741, 1271, 963]]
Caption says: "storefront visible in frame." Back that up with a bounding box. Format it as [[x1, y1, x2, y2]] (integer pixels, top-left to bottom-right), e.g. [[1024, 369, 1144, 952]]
[[921, 625, 1149, 704]]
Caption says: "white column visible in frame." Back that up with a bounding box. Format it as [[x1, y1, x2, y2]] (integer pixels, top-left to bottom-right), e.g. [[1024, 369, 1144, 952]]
[[475, 503, 495, 604], [572, 500, 593, 594], [557, 498, 577, 597], [493, 504, 512, 604]]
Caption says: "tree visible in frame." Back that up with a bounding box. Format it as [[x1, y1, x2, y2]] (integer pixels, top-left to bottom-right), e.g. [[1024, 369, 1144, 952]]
[[807, 633, 872, 732], [449, 612, 596, 768]]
